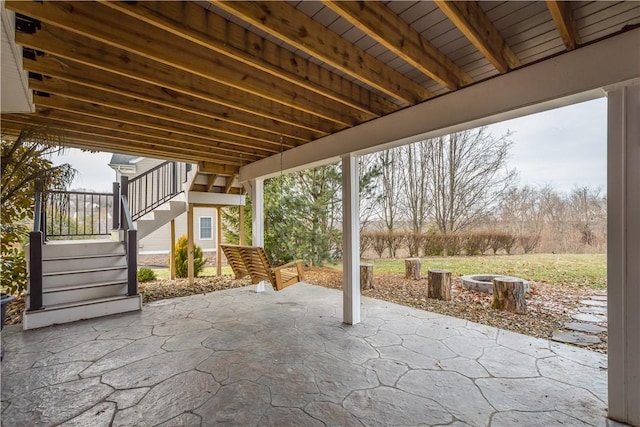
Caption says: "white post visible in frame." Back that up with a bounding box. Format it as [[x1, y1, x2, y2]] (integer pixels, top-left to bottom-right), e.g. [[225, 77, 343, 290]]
[[607, 83, 640, 426], [342, 154, 360, 325], [250, 178, 265, 292]]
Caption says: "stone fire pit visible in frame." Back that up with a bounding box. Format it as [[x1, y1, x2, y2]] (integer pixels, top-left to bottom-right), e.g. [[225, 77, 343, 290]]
[[460, 274, 530, 294]]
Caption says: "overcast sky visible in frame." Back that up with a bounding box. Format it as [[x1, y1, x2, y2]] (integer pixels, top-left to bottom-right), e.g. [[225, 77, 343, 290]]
[[52, 98, 607, 194]]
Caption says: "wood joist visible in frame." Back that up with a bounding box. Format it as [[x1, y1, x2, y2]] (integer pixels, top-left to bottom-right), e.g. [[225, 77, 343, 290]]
[[1, 1, 534, 167]]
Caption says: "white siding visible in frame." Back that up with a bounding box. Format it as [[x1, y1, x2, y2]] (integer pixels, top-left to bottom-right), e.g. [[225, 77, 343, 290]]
[[139, 207, 218, 254]]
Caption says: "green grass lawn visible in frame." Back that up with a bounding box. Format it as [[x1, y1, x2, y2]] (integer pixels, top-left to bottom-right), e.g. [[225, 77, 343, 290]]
[[328, 253, 607, 289]]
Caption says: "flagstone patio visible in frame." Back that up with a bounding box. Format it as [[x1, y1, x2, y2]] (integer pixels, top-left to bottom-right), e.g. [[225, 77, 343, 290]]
[[1, 284, 611, 426]]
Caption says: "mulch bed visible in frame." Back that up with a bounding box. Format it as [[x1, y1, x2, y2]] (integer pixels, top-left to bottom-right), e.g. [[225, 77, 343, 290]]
[[3, 267, 607, 353]]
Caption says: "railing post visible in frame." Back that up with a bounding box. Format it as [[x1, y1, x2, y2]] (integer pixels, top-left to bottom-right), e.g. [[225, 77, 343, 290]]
[[172, 161, 177, 195], [112, 182, 120, 230], [127, 229, 138, 296], [120, 176, 129, 231], [28, 231, 43, 311]]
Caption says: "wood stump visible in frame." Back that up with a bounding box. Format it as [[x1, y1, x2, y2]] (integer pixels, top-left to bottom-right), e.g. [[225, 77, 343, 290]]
[[360, 263, 374, 290], [428, 269, 451, 301], [404, 258, 421, 280], [492, 278, 527, 314]]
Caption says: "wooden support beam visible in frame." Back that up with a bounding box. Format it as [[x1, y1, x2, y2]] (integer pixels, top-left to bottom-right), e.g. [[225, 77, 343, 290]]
[[25, 55, 306, 147], [546, 1, 580, 51], [239, 206, 245, 246], [323, 1, 472, 90], [0, 117, 232, 164], [187, 203, 194, 285], [102, 1, 395, 118], [206, 174, 218, 193], [26, 101, 269, 160], [434, 1, 521, 73], [6, 108, 254, 164], [170, 219, 176, 280], [15, 25, 334, 137], [8, 1, 364, 127], [216, 207, 222, 277], [224, 174, 237, 194], [32, 96, 282, 154], [198, 162, 240, 176], [213, 1, 431, 104]]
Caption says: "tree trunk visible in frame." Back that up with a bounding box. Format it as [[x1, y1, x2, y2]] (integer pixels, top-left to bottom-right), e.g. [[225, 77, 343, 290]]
[[492, 278, 527, 314], [360, 263, 374, 290], [428, 269, 451, 300], [405, 258, 421, 280]]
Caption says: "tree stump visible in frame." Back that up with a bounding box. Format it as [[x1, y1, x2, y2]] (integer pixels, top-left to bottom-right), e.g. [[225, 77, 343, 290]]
[[360, 263, 374, 290], [428, 269, 451, 301], [492, 278, 527, 314], [404, 258, 421, 280]]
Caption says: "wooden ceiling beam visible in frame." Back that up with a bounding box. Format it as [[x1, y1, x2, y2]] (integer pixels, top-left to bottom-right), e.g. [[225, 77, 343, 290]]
[[4, 112, 255, 164], [27, 105, 270, 160], [24, 54, 312, 145], [33, 95, 284, 154], [224, 174, 237, 194], [434, 1, 521, 74], [0, 118, 230, 165], [323, 1, 472, 90], [206, 174, 218, 193], [25, 78, 304, 155], [15, 24, 336, 138], [198, 162, 240, 176], [7, 1, 363, 127], [102, 1, 395, 118], [213, 1, 431, 105], [546, 1, 580, 51]]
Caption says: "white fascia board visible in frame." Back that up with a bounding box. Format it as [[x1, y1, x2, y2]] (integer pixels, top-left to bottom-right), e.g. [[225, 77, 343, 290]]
[[186, 191, 245, 206], [240, 28, 640, 182]]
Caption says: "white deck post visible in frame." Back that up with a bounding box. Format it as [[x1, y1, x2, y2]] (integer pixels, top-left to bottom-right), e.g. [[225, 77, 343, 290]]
[[607, 83, 640, 426], [249, 178, 266, 292], [342, 154, 360, 325]]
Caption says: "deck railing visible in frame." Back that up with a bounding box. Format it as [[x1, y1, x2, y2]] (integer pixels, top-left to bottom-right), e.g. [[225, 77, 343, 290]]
[[44, 190, 115, 238], [126, 161, 187, 221]]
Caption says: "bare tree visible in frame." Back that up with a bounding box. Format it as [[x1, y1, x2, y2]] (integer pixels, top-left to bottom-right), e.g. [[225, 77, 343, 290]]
[[377, 148, 403, 257], [427, 127, 517, 235], [400, 142, 431, 255]]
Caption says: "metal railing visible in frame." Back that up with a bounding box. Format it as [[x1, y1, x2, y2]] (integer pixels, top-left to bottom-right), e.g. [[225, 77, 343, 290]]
[[44, 190, 115, 238], [127, 161, 187, 221]]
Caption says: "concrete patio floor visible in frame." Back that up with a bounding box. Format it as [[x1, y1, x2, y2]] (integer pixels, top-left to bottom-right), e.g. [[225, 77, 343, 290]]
[[1, 283, 610, 426]]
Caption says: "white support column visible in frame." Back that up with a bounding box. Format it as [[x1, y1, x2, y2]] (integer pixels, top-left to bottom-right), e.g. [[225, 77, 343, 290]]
[[249, 178, 265, 292], [342, 154, 360, 325], [607, 83, 640, 426]]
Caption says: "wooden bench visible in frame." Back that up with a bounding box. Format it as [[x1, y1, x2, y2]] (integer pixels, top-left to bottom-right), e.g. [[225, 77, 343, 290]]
[[220, 244, 304, 291]]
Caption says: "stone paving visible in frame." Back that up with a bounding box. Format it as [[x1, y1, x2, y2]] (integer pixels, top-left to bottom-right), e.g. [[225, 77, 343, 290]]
[[552, 292, 607, 347], [1, 284, 612, 426]]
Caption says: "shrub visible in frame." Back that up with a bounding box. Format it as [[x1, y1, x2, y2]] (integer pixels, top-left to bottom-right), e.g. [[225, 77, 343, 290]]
[[370, 232, 387, 258], [0, 247, 27, 295], [137, 267, 157, 283], [170, 235, 206, 278], [421, 231, 445, 256], [406, 232, 424, 257], [463, 232, 491, 256]]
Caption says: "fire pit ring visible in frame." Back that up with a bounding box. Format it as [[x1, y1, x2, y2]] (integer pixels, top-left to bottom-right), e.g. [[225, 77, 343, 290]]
[[460, 274, 530, 294]]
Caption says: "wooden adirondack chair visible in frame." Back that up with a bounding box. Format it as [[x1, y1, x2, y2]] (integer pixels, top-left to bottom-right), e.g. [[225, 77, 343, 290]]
[[220, 244, 304, 291]]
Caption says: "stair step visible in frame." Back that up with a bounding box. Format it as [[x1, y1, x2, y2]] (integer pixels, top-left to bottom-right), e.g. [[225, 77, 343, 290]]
[[23, 295, 142, 330], [43, 240, 124, 258], [43, 265, 127, 277], [43, 253, 127, 274], [43, 266, 128, 288], [41, 281, 128, 306]]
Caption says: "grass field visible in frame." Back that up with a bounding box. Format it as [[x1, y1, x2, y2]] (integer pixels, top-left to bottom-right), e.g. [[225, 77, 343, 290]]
[[330, 253, 607, 289], [148, 253, 606, 289]]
